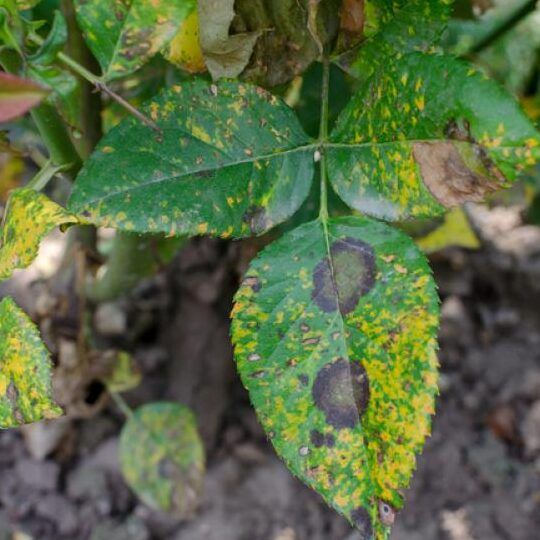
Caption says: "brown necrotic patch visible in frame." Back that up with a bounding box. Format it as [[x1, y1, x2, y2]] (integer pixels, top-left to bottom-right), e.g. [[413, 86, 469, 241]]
[[413, 141, 504, 208], [350, 506, 374, 539], [312, 358, 370, 429], [312, 238, 376, 315]]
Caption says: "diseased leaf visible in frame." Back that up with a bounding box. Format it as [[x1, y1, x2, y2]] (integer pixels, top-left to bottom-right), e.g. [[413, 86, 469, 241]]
[[0, 296, 62, 428], [335, 0, 453, 80], [198, 0, 261, 80], [0, 188, 78, 281], [69, 81, 315, 238], [164, 9, 206, 74], [102, 351, 141, 393], [328, 53, 540, 220], [119, 402, 205, 517], [231, 216, 439, 539], [0, 72, 48, 122], [74, 0, 196, 81], [416, 208, 480, 253]]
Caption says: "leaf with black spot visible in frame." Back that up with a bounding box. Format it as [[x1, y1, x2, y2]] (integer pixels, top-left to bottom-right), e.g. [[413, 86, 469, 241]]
[[0, 297, 63, 428], [328, 53, 540, 221], [69, 81, 315, 238], [73, 0, 196, 81], [231, 216, 440, 539], [119, 402, 205, 517], [334, 0, 454, 80]]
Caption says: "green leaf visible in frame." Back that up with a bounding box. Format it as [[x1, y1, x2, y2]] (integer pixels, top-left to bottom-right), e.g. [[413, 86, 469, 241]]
[[198, 0, 261, 80], [102, 351, 141, 393], [15, 0, 41, 9], [0, 72, 48, 122], [231, 216, 439, 539], [28, 10, 67, 65], [335, 0, 453, 81], [328, 53, 540, 221], [0, 188, 78, 281], [416, 207, 480, 253], [0, 296, 62, 428], [69, 81, 315, 238], [74, 0, 196, 81], [119, 402, 205, 517]]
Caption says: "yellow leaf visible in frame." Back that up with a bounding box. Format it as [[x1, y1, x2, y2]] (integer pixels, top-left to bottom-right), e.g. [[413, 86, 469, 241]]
[[165, 10, 206, 74]]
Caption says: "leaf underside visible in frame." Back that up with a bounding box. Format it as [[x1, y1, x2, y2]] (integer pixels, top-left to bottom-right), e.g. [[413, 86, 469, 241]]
[[74, 0, 196, 80], [0, 297, 62, 428], [0, 188, 78, 281], [69, 80, 314, 238], [119, 402, 205, 518], [231, 216, 440, 539], [328, 53, 540, 221], [0, 72, 48, 123]]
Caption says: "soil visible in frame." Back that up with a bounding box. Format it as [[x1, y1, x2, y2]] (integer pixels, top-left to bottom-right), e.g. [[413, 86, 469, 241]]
[[1, 204, 540, 540]]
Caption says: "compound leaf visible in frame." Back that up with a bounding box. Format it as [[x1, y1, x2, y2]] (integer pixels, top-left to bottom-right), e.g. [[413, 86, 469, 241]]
[[119, 402, 205, 517], [69, 81, 315, 238], [74, 0, 195, 81], [328, 53, 540, 221], [0, 297, 62, 428], [231, 216, 439, 539], [0, 72, 48, 122], [0, 188, 78, 281], [335, 0, 453, 80]]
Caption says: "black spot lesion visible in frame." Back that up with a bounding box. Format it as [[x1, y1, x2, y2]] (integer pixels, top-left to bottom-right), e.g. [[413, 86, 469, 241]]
[[351, 506, 374, 539], [312, 358, 370, 429], [312, 238, 376, 315], [310, 429, 335, 448]]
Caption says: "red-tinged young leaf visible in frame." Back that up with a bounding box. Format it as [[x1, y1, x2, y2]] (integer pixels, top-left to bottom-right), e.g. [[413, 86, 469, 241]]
[[0, 72, 48, 122]]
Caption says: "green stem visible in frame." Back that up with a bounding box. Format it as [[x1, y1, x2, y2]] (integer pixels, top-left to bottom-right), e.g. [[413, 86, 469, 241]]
[[318, 55, 330, 222], [30, 104, 82, 174], [61, 0, 102, 158], [110, 391, 134, 419], [466, 0, 537, 55], [26, 160, 70, 191]]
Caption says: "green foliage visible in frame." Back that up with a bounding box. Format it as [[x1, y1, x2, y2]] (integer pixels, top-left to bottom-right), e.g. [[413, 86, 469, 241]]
[[119, 402, 205, 517], [232, 216, 439, 536], [0, 188, 78, 280], [336, 0, 454, 81], [73, 0, 196, 81], [328, 52, 540, 220], [0, 297, 62, 428], [2, 0, 540, 536], [68, 81, 314, 238]]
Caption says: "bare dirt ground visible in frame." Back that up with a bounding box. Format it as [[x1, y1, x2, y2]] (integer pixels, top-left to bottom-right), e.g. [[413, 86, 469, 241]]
[[1, 205, 540, 540]]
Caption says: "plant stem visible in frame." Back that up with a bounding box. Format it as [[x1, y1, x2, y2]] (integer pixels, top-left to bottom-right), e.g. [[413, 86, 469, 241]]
[[26, 160, 70, 191], [30, 104, 82, 174], [27, 33, 162, 133], [318, 55, 330, 222], [61, 0, 102, 158], [110, 391, 134, 419], [467, 0, 537, 55]]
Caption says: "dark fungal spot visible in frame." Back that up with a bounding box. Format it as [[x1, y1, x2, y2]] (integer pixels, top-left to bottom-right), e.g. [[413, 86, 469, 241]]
[[312, 358, 370, 429], [312, 238, 376, 315], [243, 206, 270, 235], [310, 430, 335, 448], [351, 507, 373, 539], [298, 374, 309, 386], [243, 276, 261, 292], [378, 501, 396, 527]]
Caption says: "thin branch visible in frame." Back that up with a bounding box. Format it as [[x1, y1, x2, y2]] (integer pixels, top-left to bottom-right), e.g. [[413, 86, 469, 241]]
[[27, 34, 162, 134]]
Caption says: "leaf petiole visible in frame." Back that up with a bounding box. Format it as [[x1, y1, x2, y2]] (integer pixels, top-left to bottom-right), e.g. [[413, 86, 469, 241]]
[[27, 33, 162, 134], [25, 159, 72, 191], [318, 55, 330, 222]]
